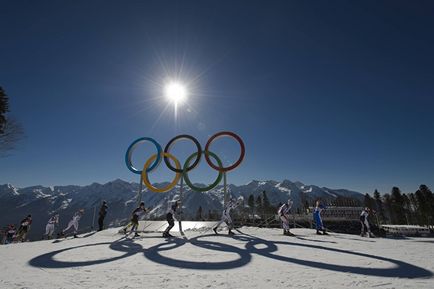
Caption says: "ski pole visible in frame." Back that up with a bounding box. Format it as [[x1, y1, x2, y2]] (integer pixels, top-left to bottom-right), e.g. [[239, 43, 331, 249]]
[[92, 206, 96, 230]]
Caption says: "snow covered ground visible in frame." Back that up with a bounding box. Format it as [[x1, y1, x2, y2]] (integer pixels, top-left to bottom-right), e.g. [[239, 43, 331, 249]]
[[1, 227, 433, 289]]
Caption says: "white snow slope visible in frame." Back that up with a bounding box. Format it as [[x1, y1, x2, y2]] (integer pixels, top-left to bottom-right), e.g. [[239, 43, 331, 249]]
[[1, 227, 433, 289]]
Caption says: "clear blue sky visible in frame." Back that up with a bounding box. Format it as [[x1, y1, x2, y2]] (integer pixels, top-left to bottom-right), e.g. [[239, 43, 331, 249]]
[[1, 1, 433, 195]]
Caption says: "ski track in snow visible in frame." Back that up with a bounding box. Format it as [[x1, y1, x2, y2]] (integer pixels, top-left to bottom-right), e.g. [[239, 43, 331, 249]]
[[0, 227, 433, 289]]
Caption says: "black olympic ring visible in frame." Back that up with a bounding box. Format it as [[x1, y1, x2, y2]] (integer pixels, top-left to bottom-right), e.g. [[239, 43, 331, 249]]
[[163, 134, 202, 173]]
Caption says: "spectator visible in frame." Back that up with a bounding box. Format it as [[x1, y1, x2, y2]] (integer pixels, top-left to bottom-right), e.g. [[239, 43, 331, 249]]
[[98, 201, 108, 231]]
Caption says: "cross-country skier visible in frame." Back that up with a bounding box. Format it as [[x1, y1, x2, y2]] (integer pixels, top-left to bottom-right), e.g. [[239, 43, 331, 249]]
[[62, 209, 84, 238], [4, 224, 16, 244], [360, 207, 374, 237], [16, 214, 32, 242], [163, 201, 179, 238], [278, 199, 294, 236], [45, 214, 59, 239], [313, 200, 328, 235], [213, 198, 240, 235], [123, 202, 146, 237]]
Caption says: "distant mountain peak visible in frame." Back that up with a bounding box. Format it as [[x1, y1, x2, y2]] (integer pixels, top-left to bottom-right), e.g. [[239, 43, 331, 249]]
[[293, 181, 305, 188], [0, 183, 20, 197]]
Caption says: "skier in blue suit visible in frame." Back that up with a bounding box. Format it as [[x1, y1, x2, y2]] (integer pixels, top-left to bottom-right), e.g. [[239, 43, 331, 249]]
[[313, 200, 328, 235]]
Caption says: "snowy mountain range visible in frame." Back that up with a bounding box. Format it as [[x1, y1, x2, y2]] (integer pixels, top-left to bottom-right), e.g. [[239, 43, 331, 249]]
[[0, 179, 364, 239]]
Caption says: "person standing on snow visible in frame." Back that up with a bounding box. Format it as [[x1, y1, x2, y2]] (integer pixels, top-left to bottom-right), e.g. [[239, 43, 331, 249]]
[[360, 207, 374, 237], [45, 214, 59, 239], [62, 209, 84, 238], [123, 202, 146, 237], [163, 201, 179, 238], [278, 199, 294, 236], [313, 200, 328, 235], [213, 198, 240, 235], [98, 201, 108, 231], [16, 214, 32, 242]]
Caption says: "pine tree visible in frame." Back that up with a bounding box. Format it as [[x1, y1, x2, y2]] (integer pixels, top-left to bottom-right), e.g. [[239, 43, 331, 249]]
[[364, 193, 375, 209], [402, 194, 412, 224], [415, 185, 434, 227], [383, 193, 393, 224], [373, 189, 385, 224], [391, 187, 406, 224], [262, 191, 271, 214], [421, 185, 434, 227], [408, 192, 421, 224]]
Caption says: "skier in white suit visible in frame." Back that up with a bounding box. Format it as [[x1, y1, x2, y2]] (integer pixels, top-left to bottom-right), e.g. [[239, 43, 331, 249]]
[[213, 198, 240, 235], [62, 209, 84, 238], [45, 214, 59, 239], [278, 199, 293, 236], [360, 207, 374, 237]]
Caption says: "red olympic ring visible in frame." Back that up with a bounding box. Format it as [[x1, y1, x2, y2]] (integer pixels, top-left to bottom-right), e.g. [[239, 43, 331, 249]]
[[204, 131, 245, 173]]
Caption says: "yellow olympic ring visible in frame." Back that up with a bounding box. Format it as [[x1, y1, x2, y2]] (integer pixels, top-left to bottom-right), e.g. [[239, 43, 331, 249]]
[[141, 152, 182, 193]]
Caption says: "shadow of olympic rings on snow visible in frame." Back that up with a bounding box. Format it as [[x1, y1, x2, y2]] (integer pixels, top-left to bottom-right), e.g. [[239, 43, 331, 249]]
[[28, 233, 433, 278], [29, 238, 144, 268], [143, 235, 252, 270], [238, 234, 432, 278]]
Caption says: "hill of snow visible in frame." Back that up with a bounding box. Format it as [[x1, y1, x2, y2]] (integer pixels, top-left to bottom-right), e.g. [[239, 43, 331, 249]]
[[0, 227, 433, 289]]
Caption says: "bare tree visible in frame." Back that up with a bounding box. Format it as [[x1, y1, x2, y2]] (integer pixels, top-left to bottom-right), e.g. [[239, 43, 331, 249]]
[[0, 86, 25, 156], [0, 117, 25, 157], [0, 86, 9, 133]]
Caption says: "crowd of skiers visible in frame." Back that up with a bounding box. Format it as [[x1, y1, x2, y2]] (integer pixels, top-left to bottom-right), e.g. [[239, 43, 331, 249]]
[[2, 197, 377, 244], [121, 197, 244, 238], [120, 196, 376, 239], [0, 201, 109, 244], [278, 199, 375, 237], [0, 214, 33, 244]]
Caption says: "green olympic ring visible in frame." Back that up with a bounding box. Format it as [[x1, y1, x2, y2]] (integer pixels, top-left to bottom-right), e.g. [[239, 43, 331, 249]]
[[182, 151, 223, 192]]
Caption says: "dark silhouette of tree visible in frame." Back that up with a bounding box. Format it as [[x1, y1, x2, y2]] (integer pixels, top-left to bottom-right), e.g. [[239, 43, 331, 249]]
[[262, 191, 272, 214], [383, 193, 393, 224], [195, 206, 203, 220], [391, 187, 406, 224], [0, 86, 24, 156], [373, 190, 385, 224], [247, 194, 255, 221], [364, 193, 375, 209], [0, 118, 24, 156], [256, 195, 263, 219], [0, 86, 9, 133], [402, 193, 412, 224], [408, 192, 420, 224], [415, 185, 434, 227]]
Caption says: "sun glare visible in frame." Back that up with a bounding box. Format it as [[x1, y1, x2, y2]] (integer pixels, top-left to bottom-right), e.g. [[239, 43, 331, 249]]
[[165, 82, 187, 105]]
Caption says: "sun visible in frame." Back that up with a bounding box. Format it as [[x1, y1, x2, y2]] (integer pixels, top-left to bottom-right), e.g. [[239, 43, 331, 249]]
[[164, 82, 187, 105]]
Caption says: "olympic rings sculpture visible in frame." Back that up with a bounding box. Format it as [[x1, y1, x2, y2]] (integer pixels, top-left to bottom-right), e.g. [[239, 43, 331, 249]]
[[125, 131, 245, 193]]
